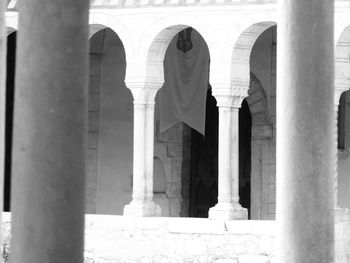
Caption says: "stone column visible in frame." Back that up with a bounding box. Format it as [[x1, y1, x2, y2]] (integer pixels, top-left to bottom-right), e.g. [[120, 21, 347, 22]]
[[276, 1, 334, 262], [10, 1, 89, 263], [0, 0, 6, 240], [124, 84, 161, 217], [209, 95, 248, 220]]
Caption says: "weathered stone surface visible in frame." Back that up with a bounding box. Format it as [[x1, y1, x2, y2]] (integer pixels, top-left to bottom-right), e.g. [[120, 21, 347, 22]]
[[276, 0, 334, 262], [2, 214, 350, 263], [10, 1, 89, 262]]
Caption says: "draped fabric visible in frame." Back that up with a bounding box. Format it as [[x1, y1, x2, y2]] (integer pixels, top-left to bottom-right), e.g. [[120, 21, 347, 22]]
[[159, 29, 210, 135]]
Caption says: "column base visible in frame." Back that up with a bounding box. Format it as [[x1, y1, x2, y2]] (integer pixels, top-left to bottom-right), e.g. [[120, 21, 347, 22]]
[[209, 202, 248, 220], [123, 200, 161, 217], [335, 207, 350, 223]]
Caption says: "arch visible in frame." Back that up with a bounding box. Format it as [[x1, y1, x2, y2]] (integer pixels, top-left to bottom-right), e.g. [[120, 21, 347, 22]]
[[224, 11, 276, 89], [245, 72, 270, 125], [335, 12, 350, 47], [89, 12, 134, 60], [335, 15, 350, 92], [137, 15, 216, 84]]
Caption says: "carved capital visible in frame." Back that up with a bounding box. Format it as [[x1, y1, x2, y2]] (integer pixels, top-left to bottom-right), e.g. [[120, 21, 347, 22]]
[[212, 84, 248, 108], [126, 81, 162, 104]]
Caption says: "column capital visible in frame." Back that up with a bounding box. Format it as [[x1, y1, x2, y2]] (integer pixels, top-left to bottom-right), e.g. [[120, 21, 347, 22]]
[[126, 81, 162, 104], [211, 83, 249, 108], [215, 95, 245, 108]]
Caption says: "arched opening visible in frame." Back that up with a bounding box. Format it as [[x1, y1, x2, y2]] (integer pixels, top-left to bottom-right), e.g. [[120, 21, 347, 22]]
[[336, 24, 350, 211], [338, 90, 350, 210], [189, 88, 218, 218], [247, 24, 276, 219], [153, 27, 213, 217], [88, 27, 133, 215], [338, 92, 346, 150], [4, 31, 16, 212]]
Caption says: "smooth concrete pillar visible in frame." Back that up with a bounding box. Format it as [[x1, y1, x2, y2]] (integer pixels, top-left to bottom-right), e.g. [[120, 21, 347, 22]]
[[0, 0, 6, 240], [276, 1, 334, 262], [209, 96, 247, 220], [124, 86, 160, 216], [10, 1, 89, 262]]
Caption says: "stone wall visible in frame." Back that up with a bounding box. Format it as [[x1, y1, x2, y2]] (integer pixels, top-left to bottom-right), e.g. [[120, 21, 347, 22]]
[[249, 26, 276, 220], [86, 29, 104, 214], [154, 116, 190, 217]]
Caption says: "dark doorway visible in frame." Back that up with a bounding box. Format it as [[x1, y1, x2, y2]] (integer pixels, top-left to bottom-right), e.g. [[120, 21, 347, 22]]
[[189, 93, 252, 218], [4, 32, 16, 211], [239, 99, 252, 218], [189, 88, 218, 218]]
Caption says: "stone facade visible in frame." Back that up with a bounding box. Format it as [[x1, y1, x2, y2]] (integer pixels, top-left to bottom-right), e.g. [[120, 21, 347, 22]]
[[2, 1, 350, 262]]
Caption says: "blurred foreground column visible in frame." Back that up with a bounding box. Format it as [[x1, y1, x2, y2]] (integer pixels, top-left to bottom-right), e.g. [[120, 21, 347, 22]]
[[10, 1, 89, 262], [276, 0, 334, 262]]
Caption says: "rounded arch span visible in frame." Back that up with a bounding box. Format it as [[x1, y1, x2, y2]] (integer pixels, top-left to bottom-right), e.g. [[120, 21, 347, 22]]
[[89, 12, 134, 60], [335, 15, 350, 92], [224, 11, 276, 87], [140, 15, 215, 63], [246, 72, 269, 125], [137, 15, 216, 84], [335, 13, 350, 46]]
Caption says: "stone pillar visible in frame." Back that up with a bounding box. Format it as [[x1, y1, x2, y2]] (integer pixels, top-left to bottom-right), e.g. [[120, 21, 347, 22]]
[[124, 84, 161, 217], [10, 1, 89, 263], [209, 95, 248, 220], [334, 90, 350, 222], [0, 0, 6, 240], [276, 1, 334, 262]]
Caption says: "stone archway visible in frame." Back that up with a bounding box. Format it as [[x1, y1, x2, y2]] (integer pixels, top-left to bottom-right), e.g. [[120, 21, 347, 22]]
[[88, 27, 133, 215]]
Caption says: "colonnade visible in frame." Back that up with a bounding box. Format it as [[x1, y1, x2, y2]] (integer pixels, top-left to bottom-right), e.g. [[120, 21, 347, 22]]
[[0, 0, 342, 262]]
